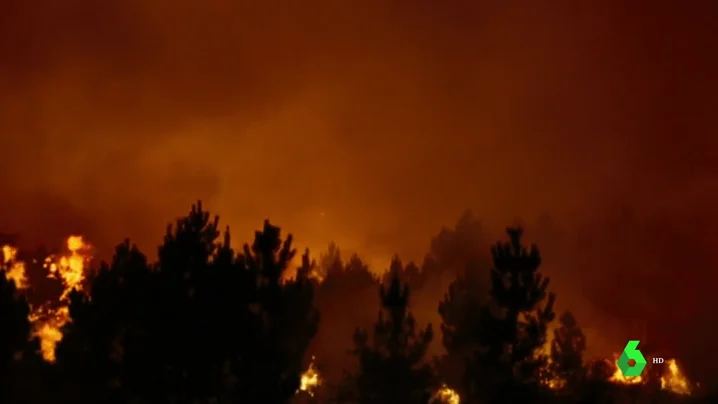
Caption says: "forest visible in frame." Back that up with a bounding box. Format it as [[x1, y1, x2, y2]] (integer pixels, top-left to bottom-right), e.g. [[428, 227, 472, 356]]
[[0, 201, 708, 404]]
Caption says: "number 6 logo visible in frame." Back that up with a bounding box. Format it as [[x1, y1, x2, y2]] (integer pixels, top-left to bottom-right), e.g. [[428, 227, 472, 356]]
[[617, 340, 648, 377]]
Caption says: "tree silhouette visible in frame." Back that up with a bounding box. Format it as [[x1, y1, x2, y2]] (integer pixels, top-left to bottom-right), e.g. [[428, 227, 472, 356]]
[[230, 219, 320, 403], [313, 249, 378, 392], [317, 242, 343, 280], [464, 227, 556, 402], [57, 239, 155, 402], [342, 264, 436, 404], [0, 267, 38, 402], [6, 204, 713, 403], [439, 262, 487, 355], [381, 256, 425, 292], [58, 202, 320, 403], [549, 311, 586, 392], [421, 211, 490, 283], [436, 259, 488, 398]]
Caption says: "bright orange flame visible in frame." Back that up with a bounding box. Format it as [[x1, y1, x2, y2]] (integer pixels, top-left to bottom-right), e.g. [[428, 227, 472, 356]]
[[30, 306, 69, 363], [609, 355, 644, 385], [2, 236, 93, 362], [2, 245, 28, 290], [539, 341, 691, 396], [34, 235, 92, 362], [607, 356, 693, 395], [432, 384, 460, 404], [297, 356, 321, 397], [46, 235, 90, 300], [660, 359, 691, 395]]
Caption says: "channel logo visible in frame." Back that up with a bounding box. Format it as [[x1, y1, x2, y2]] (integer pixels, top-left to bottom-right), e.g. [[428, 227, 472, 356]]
[[617, 340, 648, 377]]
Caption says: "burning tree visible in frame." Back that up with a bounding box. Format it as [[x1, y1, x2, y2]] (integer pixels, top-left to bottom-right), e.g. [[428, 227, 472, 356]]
[[342, 265, 437, 403]]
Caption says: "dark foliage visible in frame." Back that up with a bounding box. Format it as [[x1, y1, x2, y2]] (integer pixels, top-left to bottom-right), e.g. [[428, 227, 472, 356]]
[[550, 311, 587, 394], [444, 227, 556, 403], [56, 202, 320, 403], [420, 211, 491, 289], [0, 266, 40, 402], [0, 206, 708, 403], [313, 245, 379, 394], [436, 258, 488, 397], [341, 265, 437, 404], [381, 256, 425, 293]]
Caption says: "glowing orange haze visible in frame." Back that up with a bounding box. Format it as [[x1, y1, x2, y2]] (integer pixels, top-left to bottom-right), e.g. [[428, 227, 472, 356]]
[[0, 0, 716, 382]]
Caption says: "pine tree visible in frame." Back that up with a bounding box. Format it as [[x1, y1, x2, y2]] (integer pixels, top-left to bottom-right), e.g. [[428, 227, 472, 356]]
[[344, 265, 436, 404], [421, 211, 491, 299], [152, 201, 226, 402], [465, 227, 556, 402], [318, 242, 343, 279], [232, 220, 320, 403], [58, 203, 320, 403], [382, 256, 425, 292], [313, 251, 378, 391], [436, 259, 487, 398], [57, 238, 156, 403], [549, 311, 586, 389]]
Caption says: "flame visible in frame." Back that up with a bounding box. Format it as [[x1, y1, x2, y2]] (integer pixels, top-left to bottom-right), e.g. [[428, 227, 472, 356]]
[[608, 355, 644, 385], [539, 344, 692, 396], [36, 235, 91, 362], [30, 306, 70, 363], [432, 384, 460, 404], [606, 356, 692, 395], [2, 245, 28, 290], [298, 356, 321, 397], [660, 359, 691, 395], [45, 235, 90, 300], [544, 376, 566, 390], [1, 236, 92, 363]]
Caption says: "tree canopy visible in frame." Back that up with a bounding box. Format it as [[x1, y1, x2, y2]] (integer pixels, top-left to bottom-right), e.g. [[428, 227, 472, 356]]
[[342, 264, 436, 404], [0, 204, 705, 403]]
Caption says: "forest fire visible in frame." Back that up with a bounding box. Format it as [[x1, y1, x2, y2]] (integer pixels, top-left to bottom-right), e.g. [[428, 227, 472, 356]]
[[0, 228, 698, 401], [606, 356, 691, 394], [538, 342, 692, 395], [1, 235, 92, 362]]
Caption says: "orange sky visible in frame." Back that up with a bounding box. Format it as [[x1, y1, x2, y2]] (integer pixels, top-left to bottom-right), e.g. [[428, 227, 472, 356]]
[[1, 0, 717, 380]]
